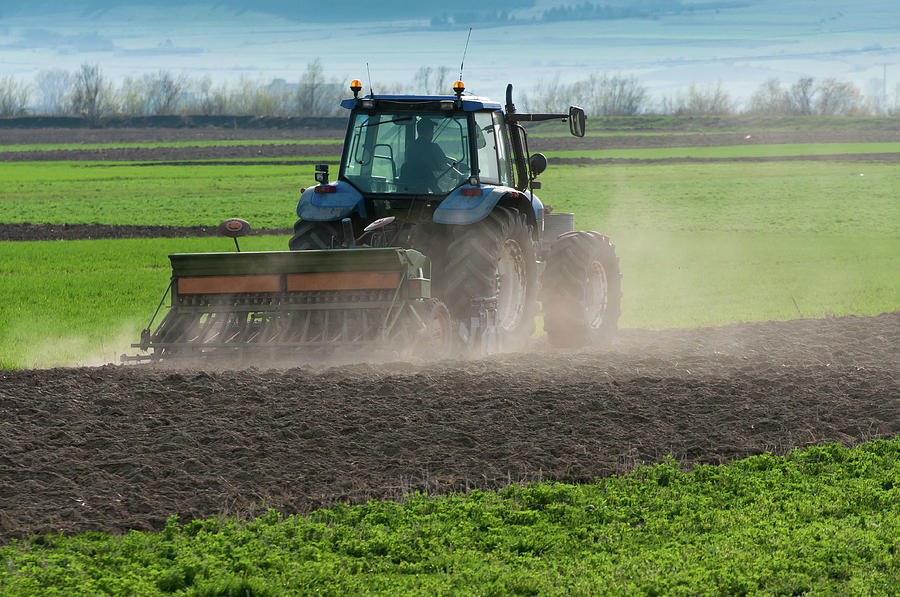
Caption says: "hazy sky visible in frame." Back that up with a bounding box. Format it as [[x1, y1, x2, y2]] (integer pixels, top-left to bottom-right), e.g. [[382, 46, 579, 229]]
[[2, 0, 899, 106]]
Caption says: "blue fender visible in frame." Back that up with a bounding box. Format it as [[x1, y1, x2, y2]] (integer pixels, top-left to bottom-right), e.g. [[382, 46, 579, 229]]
[[296, 181, 367, 222], [433, 185, 544, 226], [528, 190, 544, 221]]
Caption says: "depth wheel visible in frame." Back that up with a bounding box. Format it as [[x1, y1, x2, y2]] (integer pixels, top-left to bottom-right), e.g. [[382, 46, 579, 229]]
[[406, 299, 455, 360]]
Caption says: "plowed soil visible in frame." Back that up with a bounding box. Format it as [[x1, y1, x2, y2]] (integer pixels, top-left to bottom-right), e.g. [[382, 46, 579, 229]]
[[2, 312, 898, 543], [0, 223, 290, 242]]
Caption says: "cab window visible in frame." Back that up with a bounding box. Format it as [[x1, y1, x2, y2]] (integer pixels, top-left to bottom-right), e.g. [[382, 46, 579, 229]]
[[473, 112, 500, 184], [493, 111, 515, 187]]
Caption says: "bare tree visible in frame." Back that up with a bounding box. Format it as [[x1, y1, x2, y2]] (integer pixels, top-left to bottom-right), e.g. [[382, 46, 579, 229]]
[[185, 76, 228, 115], [574, 73, 647, 116], [71, 63, 112, 123], [668, 81, 733, 115], [229, 76, 292, 116], [413, 66, 433, 93], [524, 74, 565, 112], [888, 83, 900, 117], [413, 65, 453, 94], [297, 59, 327, 116], [527, 72, 647, 116], [34, 69, 73, 115], [118, 76, 149, 115], [814, 78, 868, 115], [865, 77, 887, 115], [433, 66, 452, 94], [746, 78, 792, 115], [789, 77, 815, 115], [145, 70, 187, 115], [0, 76, 31, 117]]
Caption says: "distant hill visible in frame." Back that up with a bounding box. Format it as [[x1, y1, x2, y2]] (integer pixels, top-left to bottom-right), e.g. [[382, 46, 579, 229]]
[[4, 0, 533, 21]]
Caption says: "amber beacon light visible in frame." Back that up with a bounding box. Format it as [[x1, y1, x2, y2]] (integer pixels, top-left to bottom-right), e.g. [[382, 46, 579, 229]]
[[453, 80, 465, 97], [350, 79, 363, 98]]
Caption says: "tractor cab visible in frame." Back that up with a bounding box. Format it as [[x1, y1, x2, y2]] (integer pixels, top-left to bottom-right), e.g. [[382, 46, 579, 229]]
[[337, 93, 516, 197], [296, 81, 585, 235]]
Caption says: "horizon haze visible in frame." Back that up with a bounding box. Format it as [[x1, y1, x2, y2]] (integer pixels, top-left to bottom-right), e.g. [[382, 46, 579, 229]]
[[1, 0, 899, 108]]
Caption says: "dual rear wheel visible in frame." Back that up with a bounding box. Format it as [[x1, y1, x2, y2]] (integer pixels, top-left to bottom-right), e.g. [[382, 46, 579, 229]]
[[541, 230, 622, 348]]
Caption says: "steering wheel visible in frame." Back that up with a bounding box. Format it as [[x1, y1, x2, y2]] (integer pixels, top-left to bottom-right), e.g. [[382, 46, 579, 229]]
[[433, 160, 465, 191]]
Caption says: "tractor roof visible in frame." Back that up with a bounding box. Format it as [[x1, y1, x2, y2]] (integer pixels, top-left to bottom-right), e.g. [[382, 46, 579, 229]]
[[340, 95, 502, 112]]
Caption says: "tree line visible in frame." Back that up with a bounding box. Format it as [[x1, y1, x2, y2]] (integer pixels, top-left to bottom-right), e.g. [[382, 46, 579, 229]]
[[2, 63, 900, 120], [525, 75, 900, 117]]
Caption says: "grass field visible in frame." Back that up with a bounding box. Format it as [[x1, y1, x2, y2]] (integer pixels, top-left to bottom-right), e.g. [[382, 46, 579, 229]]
[[2, 440, 898, 595], [2, 124, 899, 594], [0, 139, 340, 152], [2, 147, 899, 368], [545, 142, 900, 160], [0, 237, 286, 369], [0, 161, 318, 228], [527, 115, 900, 135]]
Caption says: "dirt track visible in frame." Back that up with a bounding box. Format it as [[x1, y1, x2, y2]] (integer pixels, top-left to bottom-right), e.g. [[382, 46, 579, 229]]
[[1, 312, 898, 543], [0, 223, 291, 242]]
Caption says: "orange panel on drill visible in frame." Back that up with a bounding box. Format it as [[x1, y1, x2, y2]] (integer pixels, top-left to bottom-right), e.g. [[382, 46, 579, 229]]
[[286, 271, 401, 291], [178, 275, 282, 295]]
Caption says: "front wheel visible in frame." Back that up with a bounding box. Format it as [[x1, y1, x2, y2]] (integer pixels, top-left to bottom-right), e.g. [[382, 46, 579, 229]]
[[541, 231, 622, 348]]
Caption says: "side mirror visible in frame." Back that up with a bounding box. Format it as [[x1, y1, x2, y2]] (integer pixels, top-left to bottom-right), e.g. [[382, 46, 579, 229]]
[[529, 152, 548, 178], [568, 106, 586, 138], [315, 164, 329, 184]]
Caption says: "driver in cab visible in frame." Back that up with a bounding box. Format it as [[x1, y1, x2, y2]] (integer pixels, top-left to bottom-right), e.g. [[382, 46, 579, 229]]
[[404, 118, 456, 193]]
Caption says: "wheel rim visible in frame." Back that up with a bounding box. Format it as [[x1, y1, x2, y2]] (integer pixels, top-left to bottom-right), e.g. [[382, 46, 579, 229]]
[[586, 259, 609, 329], [496, 239, 527, 331]]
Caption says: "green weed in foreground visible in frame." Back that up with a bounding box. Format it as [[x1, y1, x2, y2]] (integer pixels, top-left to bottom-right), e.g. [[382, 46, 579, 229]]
[[1, 440, 898, 595]]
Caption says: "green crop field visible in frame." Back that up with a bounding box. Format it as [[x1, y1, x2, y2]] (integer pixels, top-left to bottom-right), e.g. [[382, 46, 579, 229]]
[[0, 139, 341, 153], [0, 237, 287, 369], [2, 440, 898, 595], [2, 127, 899, 595], [545, 142, 900, 160], [2, 151, 899, 368], [0, 161, 320, 228], [527, 115, 900, 135]]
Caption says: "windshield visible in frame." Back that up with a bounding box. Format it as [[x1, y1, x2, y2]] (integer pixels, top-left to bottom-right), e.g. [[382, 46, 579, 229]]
[[341, 111, 471, 195]]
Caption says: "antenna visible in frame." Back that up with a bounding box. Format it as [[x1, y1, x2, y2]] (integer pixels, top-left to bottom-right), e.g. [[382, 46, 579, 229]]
[[366, 62, 375, 97], [458, 27, 472, 82]]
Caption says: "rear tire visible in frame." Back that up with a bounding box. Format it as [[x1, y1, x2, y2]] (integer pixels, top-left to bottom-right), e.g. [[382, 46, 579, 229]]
[[288, 220, 341, 250], [541, 231, 622, 348], [434, 207, 537, 348]]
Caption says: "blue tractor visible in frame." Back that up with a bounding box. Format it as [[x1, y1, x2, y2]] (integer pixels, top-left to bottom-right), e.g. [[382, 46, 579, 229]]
[[290, 81, 621, 350], [124, 81, 621, 364]]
